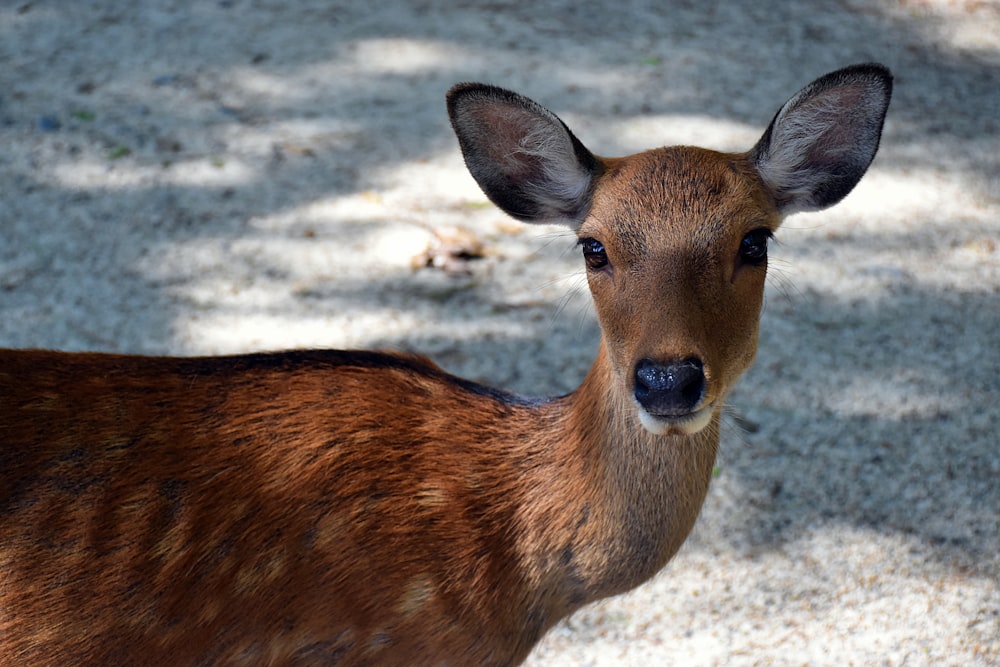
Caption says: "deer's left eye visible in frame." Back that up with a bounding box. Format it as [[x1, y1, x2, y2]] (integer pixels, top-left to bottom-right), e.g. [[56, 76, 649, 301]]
[[579, 238, 609, 271], [739, 229, 773, 266]]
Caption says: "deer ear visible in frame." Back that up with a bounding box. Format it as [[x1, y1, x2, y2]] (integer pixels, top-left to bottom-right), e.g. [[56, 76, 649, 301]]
[[447, 84, 600, 226], [749, 64, 892, 215]]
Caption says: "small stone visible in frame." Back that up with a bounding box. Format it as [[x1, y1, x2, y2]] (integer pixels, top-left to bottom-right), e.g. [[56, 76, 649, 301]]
[[37, 115, 60, 132]]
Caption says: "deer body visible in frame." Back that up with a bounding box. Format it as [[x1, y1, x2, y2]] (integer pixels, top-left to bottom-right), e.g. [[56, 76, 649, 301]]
[[1, 347, 712, 665], [0, 65, 891, 666]]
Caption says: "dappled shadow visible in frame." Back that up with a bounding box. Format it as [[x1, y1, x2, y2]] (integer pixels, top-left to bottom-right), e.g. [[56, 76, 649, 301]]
[[2, 1, 996, 305], [713, 279, 999, 570], [1, 0, 998, 657], [3, 0, 997, 546]]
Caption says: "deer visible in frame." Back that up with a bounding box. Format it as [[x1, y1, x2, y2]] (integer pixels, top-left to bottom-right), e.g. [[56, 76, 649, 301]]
[[0, 64, 891, 666]]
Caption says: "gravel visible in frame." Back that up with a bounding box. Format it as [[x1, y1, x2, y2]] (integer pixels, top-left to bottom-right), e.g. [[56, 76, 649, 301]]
[[1, 1, 997, 664]]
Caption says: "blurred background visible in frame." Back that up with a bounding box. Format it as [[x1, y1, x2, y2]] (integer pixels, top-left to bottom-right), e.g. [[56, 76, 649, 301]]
[[1, 1, 997, 664]]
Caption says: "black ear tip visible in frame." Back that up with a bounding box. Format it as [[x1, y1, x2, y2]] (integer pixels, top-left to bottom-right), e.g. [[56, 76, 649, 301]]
[[447, 83, 536, 124], [849, 62, 892, 77], [446, 83, 523, 106], [857, 63, 893, 92], [831, 63, 894, 97], [446, 83, 483, 116], [446, 82, 484, 102]]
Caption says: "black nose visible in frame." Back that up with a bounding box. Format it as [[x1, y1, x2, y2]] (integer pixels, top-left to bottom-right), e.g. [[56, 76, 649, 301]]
[[633, 358, 706, 418]]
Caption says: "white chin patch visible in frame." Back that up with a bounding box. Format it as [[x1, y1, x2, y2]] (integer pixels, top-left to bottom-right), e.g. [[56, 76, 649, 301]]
[[637, 405, 714, 436]]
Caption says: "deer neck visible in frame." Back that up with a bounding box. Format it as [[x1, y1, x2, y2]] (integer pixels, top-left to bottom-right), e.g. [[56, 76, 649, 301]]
[[517, 338, 720, 613]]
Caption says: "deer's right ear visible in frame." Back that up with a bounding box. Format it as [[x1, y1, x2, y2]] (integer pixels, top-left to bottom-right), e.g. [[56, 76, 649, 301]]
[[447, 84, 600, 226]]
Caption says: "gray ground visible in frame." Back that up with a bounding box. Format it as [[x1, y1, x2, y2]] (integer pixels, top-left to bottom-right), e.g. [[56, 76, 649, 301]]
[[1, 0, 998, 664]]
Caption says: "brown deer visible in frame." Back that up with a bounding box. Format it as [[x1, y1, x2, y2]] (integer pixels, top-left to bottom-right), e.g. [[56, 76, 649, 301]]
[[0, 64, 891, 666]]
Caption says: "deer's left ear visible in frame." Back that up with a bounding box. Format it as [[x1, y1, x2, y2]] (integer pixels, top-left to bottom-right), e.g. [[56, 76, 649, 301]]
[[749, 64, 893, 215], [447, 83, 601, 227]]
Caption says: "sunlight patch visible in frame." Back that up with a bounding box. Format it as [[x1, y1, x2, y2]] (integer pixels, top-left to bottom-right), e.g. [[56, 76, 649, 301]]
[[51, 158, 256, 190], [350, 38, 464, 74]]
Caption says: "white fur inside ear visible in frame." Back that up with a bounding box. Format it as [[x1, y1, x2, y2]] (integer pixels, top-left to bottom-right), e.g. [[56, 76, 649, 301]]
[[756, 95, 854, 210], [752, 71, 890, 215], [514, 120, 593, 224], [449, 86, 598, 227]]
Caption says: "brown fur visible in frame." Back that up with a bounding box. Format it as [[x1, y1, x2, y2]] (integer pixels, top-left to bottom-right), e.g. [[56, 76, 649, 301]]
[[0, 348, 714, 666], [0, 66, 890, 666]]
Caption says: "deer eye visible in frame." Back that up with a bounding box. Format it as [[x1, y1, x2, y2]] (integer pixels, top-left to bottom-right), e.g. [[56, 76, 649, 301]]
[[579, 237, 609, 270], [739, 228, 773, 266]]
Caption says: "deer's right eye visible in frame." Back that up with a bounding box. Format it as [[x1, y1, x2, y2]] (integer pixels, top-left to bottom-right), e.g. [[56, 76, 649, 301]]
[[579, 238, 609, 271]]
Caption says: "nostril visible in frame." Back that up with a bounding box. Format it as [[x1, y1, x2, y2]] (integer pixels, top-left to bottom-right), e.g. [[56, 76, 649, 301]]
[[634, 358, 705, 417], [634, 358, 703, 394]]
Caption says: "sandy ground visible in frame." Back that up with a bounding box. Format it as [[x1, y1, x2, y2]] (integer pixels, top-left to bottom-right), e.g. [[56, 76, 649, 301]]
[[1, 0, 998, 664]]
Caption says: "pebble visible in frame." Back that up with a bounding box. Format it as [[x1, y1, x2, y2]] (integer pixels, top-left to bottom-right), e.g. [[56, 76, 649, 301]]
[[37, 115, 60, 132]]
